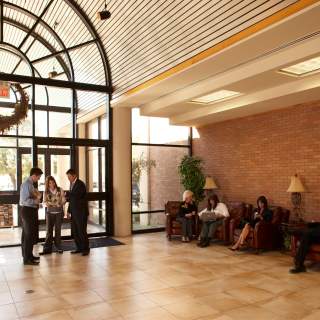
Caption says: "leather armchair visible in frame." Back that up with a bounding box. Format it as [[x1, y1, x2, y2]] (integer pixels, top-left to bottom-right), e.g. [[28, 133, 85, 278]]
[[208, 202, 250, 243], [230, 205, 290, 251], [165, 201, 199, 240], [213, 217, 230, 243], [228, 202, 253, 244]]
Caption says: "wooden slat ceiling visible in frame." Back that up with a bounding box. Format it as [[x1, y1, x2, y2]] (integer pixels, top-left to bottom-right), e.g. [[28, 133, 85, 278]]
[[0, 0, 299, 114]]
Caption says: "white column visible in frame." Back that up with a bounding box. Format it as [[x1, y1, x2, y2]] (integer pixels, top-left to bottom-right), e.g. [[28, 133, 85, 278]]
[[112, 107, 132, 236]]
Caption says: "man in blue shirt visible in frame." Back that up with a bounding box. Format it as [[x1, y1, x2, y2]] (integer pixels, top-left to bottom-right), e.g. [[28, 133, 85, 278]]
[[20, 167, 43, 265]]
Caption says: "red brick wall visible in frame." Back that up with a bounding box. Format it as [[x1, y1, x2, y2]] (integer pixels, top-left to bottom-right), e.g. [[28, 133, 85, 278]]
[[193, 101, 320, 219], [149, 146, 188, 210]]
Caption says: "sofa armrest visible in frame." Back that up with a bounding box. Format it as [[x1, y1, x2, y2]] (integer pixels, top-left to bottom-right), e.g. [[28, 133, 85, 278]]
[[254, 221, 274, 249], [222, 217, 230, 243], [229, 218, 240, 243]]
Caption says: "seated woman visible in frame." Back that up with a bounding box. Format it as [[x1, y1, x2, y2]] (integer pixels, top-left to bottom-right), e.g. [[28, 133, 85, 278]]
[[198, 195, 229, 248], [230, 195, 273, 251], [177, 190, 197, 242]]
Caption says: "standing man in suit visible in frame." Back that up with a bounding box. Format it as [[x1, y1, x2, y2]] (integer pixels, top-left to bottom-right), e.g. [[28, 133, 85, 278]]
[[66, 169, 90, 255], [19, 167, 43, 265]]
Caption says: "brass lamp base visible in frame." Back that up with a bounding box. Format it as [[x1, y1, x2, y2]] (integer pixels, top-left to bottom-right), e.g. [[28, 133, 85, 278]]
[[291, 192, 304, 222]]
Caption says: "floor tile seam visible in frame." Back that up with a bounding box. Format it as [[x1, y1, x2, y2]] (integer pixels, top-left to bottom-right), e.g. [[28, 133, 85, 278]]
[[5, 274, 19, 313], [258, 301, 316, 318], [92, 288, 141, 302], [63, 300, 123, 318]]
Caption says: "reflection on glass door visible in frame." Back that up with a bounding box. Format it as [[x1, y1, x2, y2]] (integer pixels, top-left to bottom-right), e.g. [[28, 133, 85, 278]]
[[50, 154, 70, 191]]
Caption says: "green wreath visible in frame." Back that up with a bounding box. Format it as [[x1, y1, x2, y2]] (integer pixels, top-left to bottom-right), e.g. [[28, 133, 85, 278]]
[[0, 83, 29, 133]]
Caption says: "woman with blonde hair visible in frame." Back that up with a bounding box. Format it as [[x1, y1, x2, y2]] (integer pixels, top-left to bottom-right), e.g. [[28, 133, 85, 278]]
[[40, 176, 66, 255], [177, 190, 197, 242]]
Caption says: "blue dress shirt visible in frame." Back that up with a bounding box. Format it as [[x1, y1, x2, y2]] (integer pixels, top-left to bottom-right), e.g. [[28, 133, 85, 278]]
[[19, 177, 39, 208]]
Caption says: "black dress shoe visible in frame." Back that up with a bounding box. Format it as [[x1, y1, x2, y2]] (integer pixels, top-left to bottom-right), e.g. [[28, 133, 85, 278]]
[[70, 250, 81, 254], [32, 256, 40, 260], [199, 238, 210, 247], [289, 266, 306, 274], [24, 260, 39, 266], [81, 251, 90, 256], [197, 238, 206, 247], [39, 251, 52, 255]]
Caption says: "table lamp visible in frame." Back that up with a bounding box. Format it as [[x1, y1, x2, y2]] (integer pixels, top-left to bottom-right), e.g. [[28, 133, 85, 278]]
[[287, 174, 305, 221], [203, 176, 218, 196]]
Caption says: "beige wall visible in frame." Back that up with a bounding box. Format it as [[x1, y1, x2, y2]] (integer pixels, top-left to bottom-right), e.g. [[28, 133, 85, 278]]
[[113, 108, 132, 236]]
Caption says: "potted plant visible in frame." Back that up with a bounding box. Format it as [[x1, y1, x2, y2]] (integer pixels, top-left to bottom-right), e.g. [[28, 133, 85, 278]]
[[178, 155, 206, 205]]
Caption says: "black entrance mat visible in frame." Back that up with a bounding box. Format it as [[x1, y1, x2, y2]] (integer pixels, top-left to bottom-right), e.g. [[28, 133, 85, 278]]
[[45, 237, 124, 251]]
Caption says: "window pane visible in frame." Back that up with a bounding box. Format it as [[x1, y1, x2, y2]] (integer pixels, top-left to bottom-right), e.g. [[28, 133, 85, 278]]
[[18, 110, 32, 136], [132, 212, 165, 231], [0, 148, 17, 191], [37, 154, 45, 192], [88, 119, 98, 139], [0, 137, 16, 147], [35, 110, 47, 136], [132, 145, 188, 212], [101, 148, 105, 192], [132, 108, 189, 145], [49, 112, 72, 138], [18, 138, 32, 147], [88, 148, 99, 192], [88, 200, 106, 233], [21, 153, 32, 183], [100, 115, 108, 140], [50, 153, 70, 191]]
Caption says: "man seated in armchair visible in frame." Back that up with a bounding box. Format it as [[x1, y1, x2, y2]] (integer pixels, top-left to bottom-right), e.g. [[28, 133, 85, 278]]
[[197, 194, 229, 248], [290, 223, 320, 274]]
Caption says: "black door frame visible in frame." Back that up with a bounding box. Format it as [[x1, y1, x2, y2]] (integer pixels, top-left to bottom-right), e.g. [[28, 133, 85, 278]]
[[33, 137, 112, 238]]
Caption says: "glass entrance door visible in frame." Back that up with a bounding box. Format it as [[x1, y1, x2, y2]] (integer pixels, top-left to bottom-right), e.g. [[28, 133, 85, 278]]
[[18, 146, 71, 239], [34, 138, 110, 238]]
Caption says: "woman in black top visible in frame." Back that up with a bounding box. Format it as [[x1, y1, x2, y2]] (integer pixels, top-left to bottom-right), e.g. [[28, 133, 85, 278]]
[[177, 190, 197, 242], [230, 196, 273, 251]]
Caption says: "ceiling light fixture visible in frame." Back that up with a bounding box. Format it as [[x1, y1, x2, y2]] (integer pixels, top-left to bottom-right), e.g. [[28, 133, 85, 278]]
[[190, 90, 241, 104], [48, 21, 58, 79], [97, 0, 111, 20], [279, 56, 320, 77]]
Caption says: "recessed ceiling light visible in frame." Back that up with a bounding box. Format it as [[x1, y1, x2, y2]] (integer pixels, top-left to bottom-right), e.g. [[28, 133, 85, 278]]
[[279, 56, 320, 76], [190, 90, 241, 104]]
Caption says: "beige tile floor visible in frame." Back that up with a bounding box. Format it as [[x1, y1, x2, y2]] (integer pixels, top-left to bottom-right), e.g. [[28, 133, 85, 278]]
[[0, 232, 319, 320], [0, 224, 105, 247]]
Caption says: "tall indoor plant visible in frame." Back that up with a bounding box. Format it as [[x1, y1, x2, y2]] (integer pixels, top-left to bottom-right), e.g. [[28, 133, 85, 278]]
[[178, 155, 206, 204]]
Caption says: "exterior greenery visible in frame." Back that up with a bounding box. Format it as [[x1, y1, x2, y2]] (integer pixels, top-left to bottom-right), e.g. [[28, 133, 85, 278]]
[[178, 155, 205, 204]]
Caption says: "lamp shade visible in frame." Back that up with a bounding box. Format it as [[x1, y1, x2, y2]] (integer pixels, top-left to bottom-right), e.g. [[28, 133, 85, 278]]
[[287, 174, 305, 193], [203, 177, 218, 190]]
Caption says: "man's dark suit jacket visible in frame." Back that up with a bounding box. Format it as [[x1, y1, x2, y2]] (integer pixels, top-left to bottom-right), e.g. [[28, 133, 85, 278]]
[[68, 179, 89, 216]]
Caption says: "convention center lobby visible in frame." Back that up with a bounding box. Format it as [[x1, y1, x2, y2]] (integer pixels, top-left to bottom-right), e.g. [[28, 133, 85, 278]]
[[0, 0, 320, 319]]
